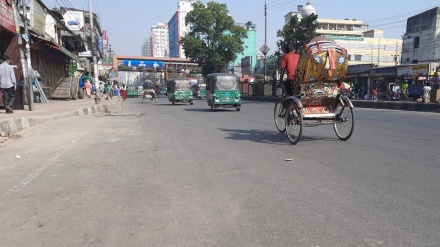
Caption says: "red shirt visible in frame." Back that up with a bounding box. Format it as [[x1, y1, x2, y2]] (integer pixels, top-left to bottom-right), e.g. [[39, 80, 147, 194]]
[[281, 52, 300, 80]]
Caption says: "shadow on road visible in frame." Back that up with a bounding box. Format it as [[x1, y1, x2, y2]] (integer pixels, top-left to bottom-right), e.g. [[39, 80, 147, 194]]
[[218, 128, 339, 144], [218, 128, 290, 145]]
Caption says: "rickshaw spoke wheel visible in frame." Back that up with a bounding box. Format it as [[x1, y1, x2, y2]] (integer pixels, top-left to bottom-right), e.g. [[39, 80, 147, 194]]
[[285, 102, 303, 145], [333, 102, 354, 141], [274, 99, 286, 133]]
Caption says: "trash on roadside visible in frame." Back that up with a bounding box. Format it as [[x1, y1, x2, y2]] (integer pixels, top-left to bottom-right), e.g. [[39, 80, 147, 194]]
[[16, 155, 21, 159]]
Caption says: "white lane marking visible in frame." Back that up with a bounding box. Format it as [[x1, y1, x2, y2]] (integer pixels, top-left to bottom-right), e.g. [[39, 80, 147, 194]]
[[1, 134, 85, 200]]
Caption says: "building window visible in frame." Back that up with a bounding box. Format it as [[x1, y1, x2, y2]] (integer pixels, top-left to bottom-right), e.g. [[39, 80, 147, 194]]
[[414, 37, 419, 49]]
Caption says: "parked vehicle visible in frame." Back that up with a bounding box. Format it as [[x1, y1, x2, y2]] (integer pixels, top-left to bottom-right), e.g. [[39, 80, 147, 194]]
[[206, 73, 242, 111], [167, 78, 193, 105], [408, 84, 424, 100]]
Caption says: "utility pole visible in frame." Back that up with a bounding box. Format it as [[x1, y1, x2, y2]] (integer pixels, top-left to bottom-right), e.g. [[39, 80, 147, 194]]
[[88, 0, 100, 104], [264, 0, 267, 82], [11, 0, 34, 110], [22, 0, 34, 110]]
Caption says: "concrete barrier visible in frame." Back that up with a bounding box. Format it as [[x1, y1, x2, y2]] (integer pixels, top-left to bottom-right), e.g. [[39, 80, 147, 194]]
[[242, 96, 440, 113]]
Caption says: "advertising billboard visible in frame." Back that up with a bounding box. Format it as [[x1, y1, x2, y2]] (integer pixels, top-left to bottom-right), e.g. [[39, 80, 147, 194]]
[[63, 11, 84, 31], [32, 0, 45, 36], [0, 1, 15, 33], [123, 60, 163, 68]]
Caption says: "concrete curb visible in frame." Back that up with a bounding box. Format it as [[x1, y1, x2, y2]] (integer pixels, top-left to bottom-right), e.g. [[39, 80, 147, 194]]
[[0, 103, 118, 134], [242, 96, 440, 113]]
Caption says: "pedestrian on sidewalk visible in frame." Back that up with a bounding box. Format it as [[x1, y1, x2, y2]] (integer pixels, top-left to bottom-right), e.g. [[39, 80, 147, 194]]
[[121, 83, 127, 101], [423, 82, 432, 103], [372, 87, 378, 101], [0, 55, 17, 114], [105, 83, 113, 100], [85, 78, 92, 98], [99, 81, 104, 97]]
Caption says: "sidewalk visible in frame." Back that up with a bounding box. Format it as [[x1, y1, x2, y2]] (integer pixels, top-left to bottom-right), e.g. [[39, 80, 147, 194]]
[[0, 97, 122, 134], [242, 96, 440, 113]]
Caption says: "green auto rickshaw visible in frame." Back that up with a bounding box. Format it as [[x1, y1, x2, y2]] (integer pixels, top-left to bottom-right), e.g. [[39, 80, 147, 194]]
[[191, 83, 207, 99], [206, 73, 242, 111], [167, 78, 194, 105]]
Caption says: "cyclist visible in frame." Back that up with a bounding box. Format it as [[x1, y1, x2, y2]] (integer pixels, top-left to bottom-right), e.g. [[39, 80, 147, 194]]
[[279, 43, 300, 97]]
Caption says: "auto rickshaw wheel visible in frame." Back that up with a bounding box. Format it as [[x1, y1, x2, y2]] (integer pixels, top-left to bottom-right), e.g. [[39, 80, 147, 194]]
[[211, 105, 215, 111], [190, 101, 193, 105], [236, 107, 241, 111], [172, 100, 175, 105]]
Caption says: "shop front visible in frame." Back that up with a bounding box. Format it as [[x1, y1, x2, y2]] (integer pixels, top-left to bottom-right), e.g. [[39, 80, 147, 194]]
[[346, 64, 373, 99], [370, 67, 397, 95]]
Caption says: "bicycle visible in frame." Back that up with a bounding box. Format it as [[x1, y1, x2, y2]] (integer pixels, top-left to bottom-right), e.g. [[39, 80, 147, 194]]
[[377, 92, 391, 101], [273, 80, 289, 133], [398, 91, 414, 102]]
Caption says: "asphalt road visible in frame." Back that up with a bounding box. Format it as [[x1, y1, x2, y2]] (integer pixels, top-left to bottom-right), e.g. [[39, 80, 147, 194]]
[[0, 96, 439, 246]]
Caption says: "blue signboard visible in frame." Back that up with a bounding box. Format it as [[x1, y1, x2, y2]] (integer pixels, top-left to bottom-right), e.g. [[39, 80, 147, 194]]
[[123, 60, 163, 68], [98, 37, 103, 53]]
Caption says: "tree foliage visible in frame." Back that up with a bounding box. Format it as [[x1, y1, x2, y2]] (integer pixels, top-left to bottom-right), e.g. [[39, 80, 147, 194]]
[[275, 14, 318, 58], [143, 73, 158, 84], [180, 1, 247, 76]]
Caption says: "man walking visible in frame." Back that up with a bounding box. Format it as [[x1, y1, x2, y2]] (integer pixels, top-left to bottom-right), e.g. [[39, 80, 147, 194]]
[[0, 55, 17, 114]]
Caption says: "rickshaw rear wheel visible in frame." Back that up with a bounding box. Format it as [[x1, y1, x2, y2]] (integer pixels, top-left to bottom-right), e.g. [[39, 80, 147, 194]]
[[236, 107, 241, 111], [190, 101, 194, 105], [285, 101, 303, 145], [274, 99, 286, 133], [333, 100, 354, 141]]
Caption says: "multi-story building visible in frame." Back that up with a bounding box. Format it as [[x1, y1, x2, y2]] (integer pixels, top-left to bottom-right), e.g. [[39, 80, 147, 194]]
[[285, 2, 402, 68], [151, 23, 169, 58], [55, 7, 103, 72], [402, 7, 440, 65], [142, 38, 153, 57], [168, 0, 197, 58], [231, 22, 257, 76]]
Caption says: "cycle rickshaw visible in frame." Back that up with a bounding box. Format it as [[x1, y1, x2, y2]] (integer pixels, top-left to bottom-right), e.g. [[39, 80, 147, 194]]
[[274, 36, 354, 144], [142, 89, 157, 103]]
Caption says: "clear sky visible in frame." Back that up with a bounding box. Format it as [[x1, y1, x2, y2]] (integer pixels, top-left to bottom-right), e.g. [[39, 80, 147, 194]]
[[40, 0, 439, 56]]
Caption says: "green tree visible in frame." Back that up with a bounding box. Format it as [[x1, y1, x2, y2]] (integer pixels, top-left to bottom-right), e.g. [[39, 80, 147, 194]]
[[180, 1, 247, 76], [266, 55, 279, 78], [275, 14, 318, 58]]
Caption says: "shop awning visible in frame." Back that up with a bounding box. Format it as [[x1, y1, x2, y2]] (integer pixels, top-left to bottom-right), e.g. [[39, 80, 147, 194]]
[[30, 34, 79, 62]]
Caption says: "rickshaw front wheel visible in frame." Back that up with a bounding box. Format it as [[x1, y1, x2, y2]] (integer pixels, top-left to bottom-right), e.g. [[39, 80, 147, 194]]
[[333, 100, 354, 141]]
